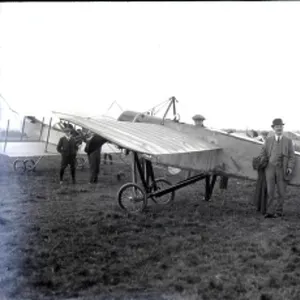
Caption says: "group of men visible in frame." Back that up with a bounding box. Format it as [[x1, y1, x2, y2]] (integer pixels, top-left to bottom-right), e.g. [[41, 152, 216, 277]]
[[56, 128, 107, 185]]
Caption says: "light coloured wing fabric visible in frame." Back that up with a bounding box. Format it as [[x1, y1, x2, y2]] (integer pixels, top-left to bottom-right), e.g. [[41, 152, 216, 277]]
[[0, 142, 58, 157], [53, 112, 221, 156]]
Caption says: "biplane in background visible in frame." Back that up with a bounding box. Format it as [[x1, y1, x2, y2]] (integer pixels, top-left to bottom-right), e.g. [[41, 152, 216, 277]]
[[52, 96, 300, 214], [0, 112, 121, 173]]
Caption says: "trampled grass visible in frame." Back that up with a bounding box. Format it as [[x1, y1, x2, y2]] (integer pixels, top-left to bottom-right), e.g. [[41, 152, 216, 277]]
[[0, 156, 300, 300]]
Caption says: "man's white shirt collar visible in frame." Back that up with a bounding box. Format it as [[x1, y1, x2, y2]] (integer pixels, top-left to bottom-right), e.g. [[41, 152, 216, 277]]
[[275, 135, 282, 142]]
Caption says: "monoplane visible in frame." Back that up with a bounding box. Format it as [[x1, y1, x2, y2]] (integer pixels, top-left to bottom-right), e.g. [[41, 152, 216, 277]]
[[52, 96, 300, 213]]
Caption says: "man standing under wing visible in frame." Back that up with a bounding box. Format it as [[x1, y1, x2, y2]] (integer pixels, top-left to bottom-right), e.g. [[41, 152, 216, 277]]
[[260, 118, 295, 218], [84, 132, 108, 184], [56, 128, 78, 184]]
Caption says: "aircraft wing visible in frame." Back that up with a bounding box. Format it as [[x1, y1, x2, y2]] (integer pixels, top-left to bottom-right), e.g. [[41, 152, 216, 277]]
[[0, 142, 59, 158], [53, 112, 223, 172]]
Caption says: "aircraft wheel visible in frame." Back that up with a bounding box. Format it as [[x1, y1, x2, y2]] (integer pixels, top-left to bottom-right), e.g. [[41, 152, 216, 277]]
[[13, 159, 26, 174], [76, 157, 85, 170], [150, 178, 175, 205], [117, 183, 147, 213], [24, 159, 35, 171]]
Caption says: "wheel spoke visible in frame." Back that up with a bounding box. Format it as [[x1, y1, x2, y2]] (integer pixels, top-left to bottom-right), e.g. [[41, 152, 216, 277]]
[[13, 160, 25, 173], [150, 178, 175, 205], [24, 159, 35, 171], [118, 183, 147, 213]]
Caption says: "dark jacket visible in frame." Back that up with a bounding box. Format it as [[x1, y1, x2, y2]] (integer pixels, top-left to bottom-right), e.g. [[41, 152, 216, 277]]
[[84, 135, 107, 155], [260, 135, 295, 181], [71, 130, 83, 147], [253, 169, 267, 214], [252, 155, 268, 214], [57, 136, 78, 156]]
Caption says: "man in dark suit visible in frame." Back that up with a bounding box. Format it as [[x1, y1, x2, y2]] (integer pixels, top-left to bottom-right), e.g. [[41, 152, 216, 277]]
[[56, 128, 78, 184], [84, 132, 107, 184], [260, 118, 295, 218]]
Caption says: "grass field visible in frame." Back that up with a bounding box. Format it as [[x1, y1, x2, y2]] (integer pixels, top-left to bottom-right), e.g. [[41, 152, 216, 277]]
[[0, 155, 300, 300]]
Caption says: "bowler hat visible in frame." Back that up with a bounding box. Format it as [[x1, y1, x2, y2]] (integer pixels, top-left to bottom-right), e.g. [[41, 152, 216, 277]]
[[271, 118, 285, 127]]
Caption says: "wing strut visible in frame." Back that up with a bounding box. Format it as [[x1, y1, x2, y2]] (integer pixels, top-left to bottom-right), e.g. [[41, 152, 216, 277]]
[[161, 96, 178, 125], [3, 120, 10, 153], [20, 117, 26, 141], [44, 117, 52, 152], [39, 117, 45, 141]]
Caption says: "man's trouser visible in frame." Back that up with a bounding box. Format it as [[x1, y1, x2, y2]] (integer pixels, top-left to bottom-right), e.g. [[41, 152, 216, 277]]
[[88, 150, 101, 183], [60, 155, 76, 181], [265, 163, 287, 215]]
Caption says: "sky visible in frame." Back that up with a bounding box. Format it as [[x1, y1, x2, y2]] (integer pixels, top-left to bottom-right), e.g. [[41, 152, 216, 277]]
[[1, 2, 300, 131]]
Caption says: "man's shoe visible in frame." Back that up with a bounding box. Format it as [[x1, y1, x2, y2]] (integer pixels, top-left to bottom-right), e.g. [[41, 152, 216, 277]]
[[60, 181, 63, 185], [264, 213, 275, 218], [202, 197, 211, 202]]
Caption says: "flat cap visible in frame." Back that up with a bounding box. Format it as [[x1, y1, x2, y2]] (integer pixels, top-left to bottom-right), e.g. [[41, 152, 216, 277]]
[[192, 114, 205, 121]]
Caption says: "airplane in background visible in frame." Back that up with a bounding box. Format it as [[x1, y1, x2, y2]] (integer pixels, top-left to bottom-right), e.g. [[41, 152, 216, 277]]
[[0, 96, 122, 173], [52, 96, 300, 214]]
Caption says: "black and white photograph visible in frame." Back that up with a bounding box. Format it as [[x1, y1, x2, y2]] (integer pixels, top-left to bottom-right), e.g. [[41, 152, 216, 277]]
[[1, 2, 300, 300]]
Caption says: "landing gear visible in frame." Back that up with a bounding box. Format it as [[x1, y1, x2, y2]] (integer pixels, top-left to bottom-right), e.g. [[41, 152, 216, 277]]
[[13, 159, 26, 173], [118, 183, 147, 213], [12, 155, 86, 174], [24, 159, 36, 171], [150, 178, 174, 205], [116, 151, 211, 213], [12, 156, 44, 174], [204, 174, 218, 201], [13, 159, 37, 173]]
